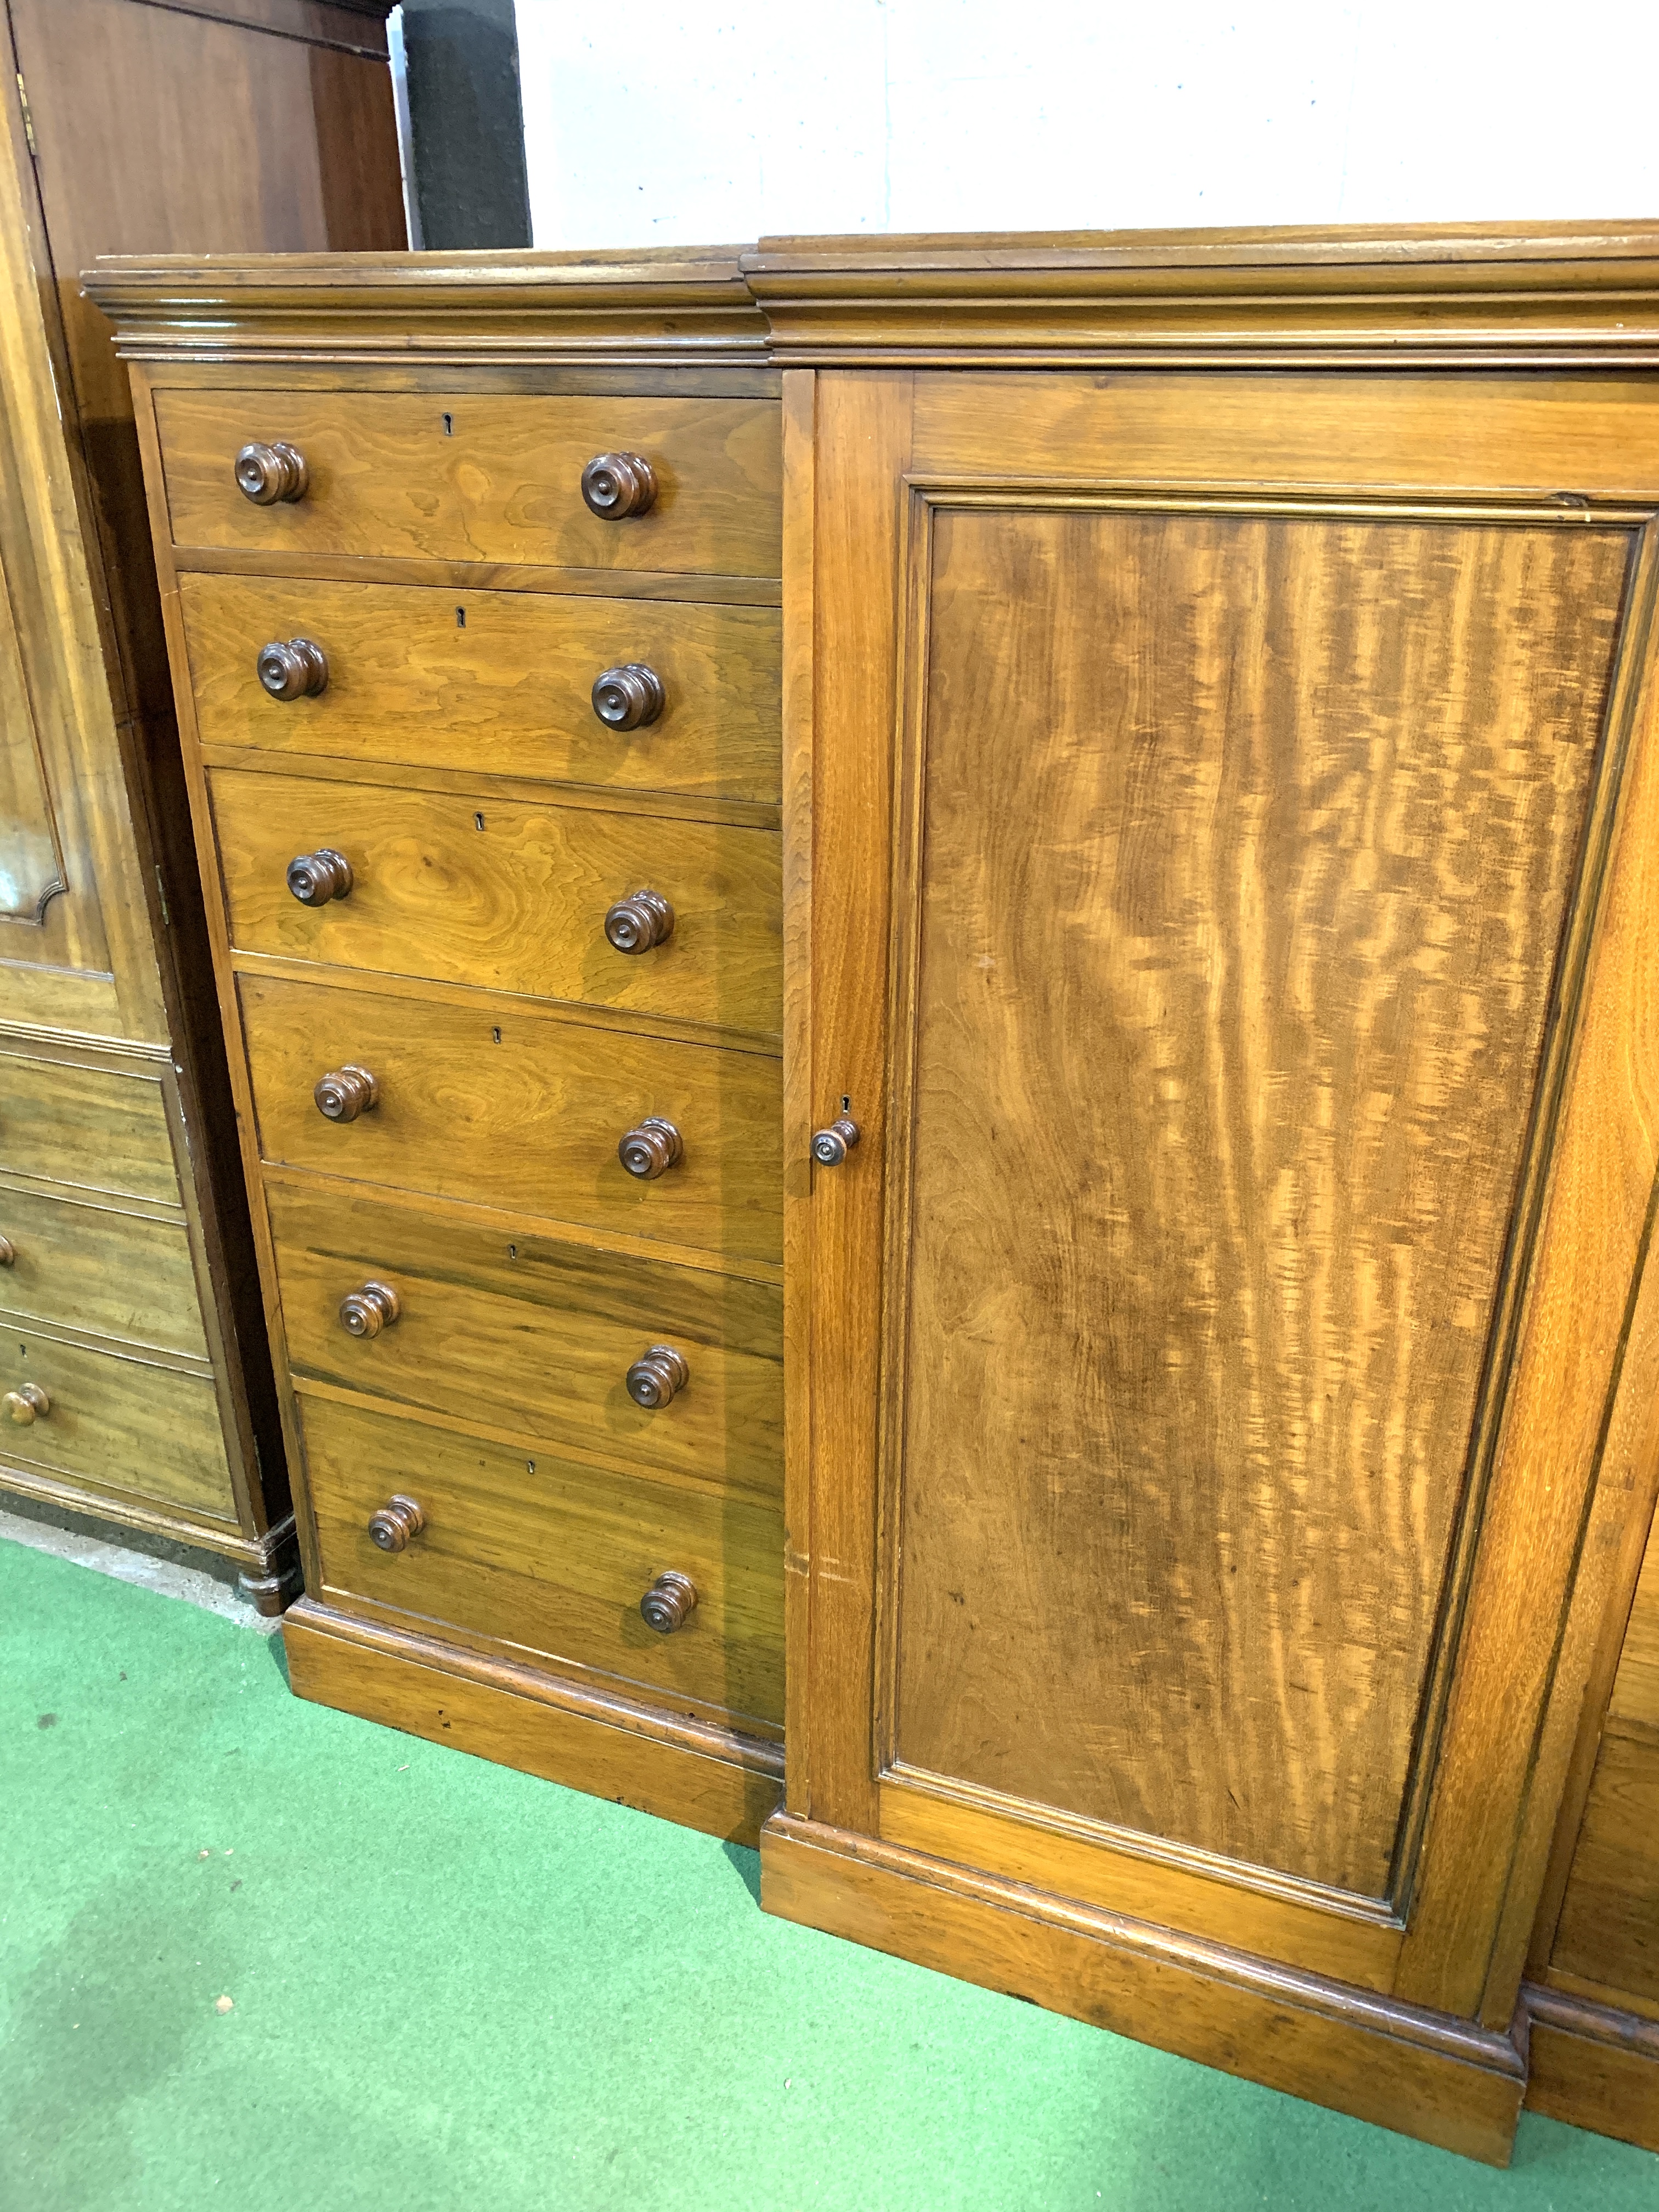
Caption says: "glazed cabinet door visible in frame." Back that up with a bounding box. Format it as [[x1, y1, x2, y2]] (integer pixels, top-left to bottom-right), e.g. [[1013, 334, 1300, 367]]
[[787, 369, 1659, 2013]]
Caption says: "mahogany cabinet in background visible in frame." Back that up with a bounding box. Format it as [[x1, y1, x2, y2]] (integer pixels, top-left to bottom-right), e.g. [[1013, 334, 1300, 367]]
[[0, 2, 405, 1603]]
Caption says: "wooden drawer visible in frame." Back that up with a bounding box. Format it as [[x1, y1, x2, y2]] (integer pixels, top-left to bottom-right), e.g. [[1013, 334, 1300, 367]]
[[1552, 1728, 1659, 2005], [153, 389, 782, 578], [303, 1394, 785, 1730], [0, 1330, 234, 1519], [211, 768, 782, 1039], [0, 1184, 207, 1356], [180, 574, 782, 805], [269, 1181, 782, 1498], [0, 1051, 179, 1205], [241, 972, 782, 1266]]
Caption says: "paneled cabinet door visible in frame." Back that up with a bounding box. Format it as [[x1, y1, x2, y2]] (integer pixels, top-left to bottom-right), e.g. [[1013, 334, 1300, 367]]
[[789, 369, 1659, 2014]]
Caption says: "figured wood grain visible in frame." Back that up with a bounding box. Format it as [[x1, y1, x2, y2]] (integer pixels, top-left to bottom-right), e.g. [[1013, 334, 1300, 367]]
[[155, 390, 782, 578], [268, 1180, 782, 1499], [1550, 1728, 1659, 2005], [1611, 1514, 1659, 1730], [178, 573, 782, 803], [302, 1395, 784, 1729], [239, 971, 782, 1266], [0, 1050, 181, 1205], [888, 501, 1624, 1900], [760, 1814, 1526, 2164], [0, 1328, 234, 1516], [284, 1599, 781, 1845], [0, 1183, 208, 1355], [210, 766, 782, 1039]]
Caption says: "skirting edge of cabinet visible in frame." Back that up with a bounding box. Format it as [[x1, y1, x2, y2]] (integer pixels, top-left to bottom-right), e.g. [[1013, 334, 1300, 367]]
[[758, 1813, 1526, 2165], [1520, 1984, 1659, 2153], [0, 1459, 286, 1571], [282, 1599, 785, 1846]]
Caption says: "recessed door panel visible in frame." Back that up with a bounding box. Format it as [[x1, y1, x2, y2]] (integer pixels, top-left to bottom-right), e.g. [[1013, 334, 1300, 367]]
[[886, 499, 1630, 1903]]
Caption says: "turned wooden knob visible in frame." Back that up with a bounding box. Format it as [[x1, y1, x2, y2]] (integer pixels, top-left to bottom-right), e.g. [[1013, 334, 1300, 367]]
[[604, 888, 673, 955], [640, 1570, 697, 1634], [257, 637, 329, 701], [626, 1344, 689, 1409], [286, 848, 352, 905], [234, 440, 308, 505], [366, 1494, 425, 1552], [339, 1281, 400, 1338], [0, 1235, 13, 1265], [618, 1118, 682, 1180], [811, 1116, 861, 1167], [591, 663, 665, 731], [314, 1065, 378, 1122], [4, 1383, 49, 1425], [580, 452, 656, 520]]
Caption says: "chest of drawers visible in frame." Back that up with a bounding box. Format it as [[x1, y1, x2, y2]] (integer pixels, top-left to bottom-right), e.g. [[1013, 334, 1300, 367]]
[[93, 250, 786, 1842]]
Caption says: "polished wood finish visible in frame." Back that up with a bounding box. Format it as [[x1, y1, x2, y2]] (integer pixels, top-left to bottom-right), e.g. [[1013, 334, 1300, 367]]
[[761, 1815, 1526, 2166], [1522, 1987, 1659, 2155], [764, 228, 1659, 2163], [301, 1395, 785, 1730], [266, 1179, 782, 1496], [98, 246, 788, 1841], [154, 390, 783, 577], [209, 769, 782, 1037], [0, 1329, 233, 1517], [0, 0, 404, 1592], [282, 1598, 781, 1846], [240, 972, 783, 1265], [177, 573, 781, 803], [0, 1183, 209, 1356]]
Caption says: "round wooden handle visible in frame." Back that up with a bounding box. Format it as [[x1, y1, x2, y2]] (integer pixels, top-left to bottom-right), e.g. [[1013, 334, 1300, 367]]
[[314, 1064, 379, 1122], [604, 888, 674, 955], [367, 1494, 425, 1552], [591, 663, 665, 731], [626, 1344, 689, 1409], [234, 439, 308, 505], [580, 452, 656, 520], [286, 848, 353, 905], [257, 637, 329, 701], [0, 1235, 14, 1265], [811, 1116, 861, 1167], [617, 1118, 682, 1180], [4, 1383, 49, 1425], [640, 1570, 697, 1634], [339, 1280, 401, 1338]]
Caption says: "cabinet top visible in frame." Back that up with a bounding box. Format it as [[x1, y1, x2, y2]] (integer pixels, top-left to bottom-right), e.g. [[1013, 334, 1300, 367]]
[[84, 222, 1659, 369]]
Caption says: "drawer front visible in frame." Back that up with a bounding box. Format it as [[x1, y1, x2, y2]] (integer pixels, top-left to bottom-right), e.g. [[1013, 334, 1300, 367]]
[[303, 1395, 785, 1729], [241, 973, 782, 1266], [269, 1182, 782, 1498], [212, 769, 782, 1039], [154, 390, 782, 578], [0, 1331, 234, 1519], [0, 1052, 179, 1205], [0, 1185, 207, 1356], [180, 574, 782, 805]]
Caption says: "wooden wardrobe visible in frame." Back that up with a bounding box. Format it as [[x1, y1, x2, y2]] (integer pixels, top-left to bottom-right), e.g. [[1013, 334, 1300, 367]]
[[91, 225, 1659, 2158], [0, 1, 404, 1604]]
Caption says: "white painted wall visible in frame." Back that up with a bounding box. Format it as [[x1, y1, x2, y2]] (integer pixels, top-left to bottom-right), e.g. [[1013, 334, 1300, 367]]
[[514, 0, 1659, 249]]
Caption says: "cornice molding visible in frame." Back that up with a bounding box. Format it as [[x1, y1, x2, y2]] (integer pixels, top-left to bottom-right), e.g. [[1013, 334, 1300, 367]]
[[84, 224, 1659, 370]]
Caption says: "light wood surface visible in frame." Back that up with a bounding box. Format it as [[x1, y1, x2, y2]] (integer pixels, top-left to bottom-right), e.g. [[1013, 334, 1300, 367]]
[[178, 572, 783, 802], [0, 1182, 208, 1355], [0, 1328, 234, 1517], [239, 971, 783, 1265], [1550, 1730, 1659, 2006], [210, 765, 782, 1037], [0, 1049, 181, 1206], [1612, 1517, 1659, 1730], [154, 390, 783, 577], [302, 1395, 785, 1729], [884, 498, 1619, 1900], [268, 1180, 782, 1498], [284, 1598, 782, 1845], [1522, 1985, 1659, 2154]]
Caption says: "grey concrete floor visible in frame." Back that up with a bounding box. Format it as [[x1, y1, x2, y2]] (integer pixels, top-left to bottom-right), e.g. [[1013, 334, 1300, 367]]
[[0, 1504, 283, 1634]]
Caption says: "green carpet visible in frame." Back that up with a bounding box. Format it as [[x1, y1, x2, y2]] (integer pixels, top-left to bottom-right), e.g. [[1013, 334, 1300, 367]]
[[3, 1537, 1656, 2212]]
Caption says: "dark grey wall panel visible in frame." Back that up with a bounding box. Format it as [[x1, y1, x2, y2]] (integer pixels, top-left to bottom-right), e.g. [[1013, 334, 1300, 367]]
[[399, 0, 531, 250]]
